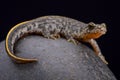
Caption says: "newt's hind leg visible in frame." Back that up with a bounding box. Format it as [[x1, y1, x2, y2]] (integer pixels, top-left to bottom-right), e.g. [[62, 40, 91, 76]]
[[49, 34, 61, 40], [45, 34, 60, 40], [54, 34, 61, 38]]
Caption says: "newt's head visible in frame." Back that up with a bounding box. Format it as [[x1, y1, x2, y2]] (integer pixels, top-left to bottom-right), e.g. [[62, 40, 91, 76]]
[[82, 22, 107, 40]]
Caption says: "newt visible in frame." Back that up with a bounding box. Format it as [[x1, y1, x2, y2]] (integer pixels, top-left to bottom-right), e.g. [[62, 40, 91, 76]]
[[5, 15, 108, 64]]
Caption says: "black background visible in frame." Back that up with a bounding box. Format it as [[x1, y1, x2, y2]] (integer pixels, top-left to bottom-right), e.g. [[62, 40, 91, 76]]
[[0, 0, 119, 79]]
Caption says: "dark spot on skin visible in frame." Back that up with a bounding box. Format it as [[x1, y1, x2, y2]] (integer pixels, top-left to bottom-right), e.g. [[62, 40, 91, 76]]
[[38, 24, 44, 29], [27, 26, 31, 31], [32, 22, 36, 27], [20, 31, 23, 36]]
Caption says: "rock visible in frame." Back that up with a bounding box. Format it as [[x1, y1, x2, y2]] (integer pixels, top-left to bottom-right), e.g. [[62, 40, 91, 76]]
[[0, 36, 117, 80]]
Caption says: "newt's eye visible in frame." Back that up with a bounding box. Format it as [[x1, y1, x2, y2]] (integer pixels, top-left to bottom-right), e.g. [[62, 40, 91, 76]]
[[88, 25, 95, 30]]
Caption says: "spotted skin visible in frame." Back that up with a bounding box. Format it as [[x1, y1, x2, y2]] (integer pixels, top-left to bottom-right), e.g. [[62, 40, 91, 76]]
[[5, 15, 108, 64]]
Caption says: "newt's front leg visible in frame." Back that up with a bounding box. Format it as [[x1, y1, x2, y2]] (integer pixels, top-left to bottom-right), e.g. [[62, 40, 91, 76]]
[[67, 38, 79, 45], [85, 39, 108, 64]]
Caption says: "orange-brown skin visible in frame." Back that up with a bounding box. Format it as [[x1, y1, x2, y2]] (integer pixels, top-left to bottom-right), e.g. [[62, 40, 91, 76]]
[[5, 16, 108, 64]]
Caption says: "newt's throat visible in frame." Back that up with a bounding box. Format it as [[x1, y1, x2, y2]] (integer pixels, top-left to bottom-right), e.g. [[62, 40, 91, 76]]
[[82, 33, 103, 40]]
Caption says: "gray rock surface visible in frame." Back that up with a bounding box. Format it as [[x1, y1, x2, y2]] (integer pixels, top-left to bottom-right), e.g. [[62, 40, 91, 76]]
[[0, 35, 117, 80]]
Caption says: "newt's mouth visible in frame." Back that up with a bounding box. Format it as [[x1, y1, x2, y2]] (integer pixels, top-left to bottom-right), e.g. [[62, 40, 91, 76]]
[[100, 26, 107, 34]]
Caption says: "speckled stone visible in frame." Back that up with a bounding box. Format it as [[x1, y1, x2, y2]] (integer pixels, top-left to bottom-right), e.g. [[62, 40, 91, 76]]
[[0, 36, 117, 80]]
